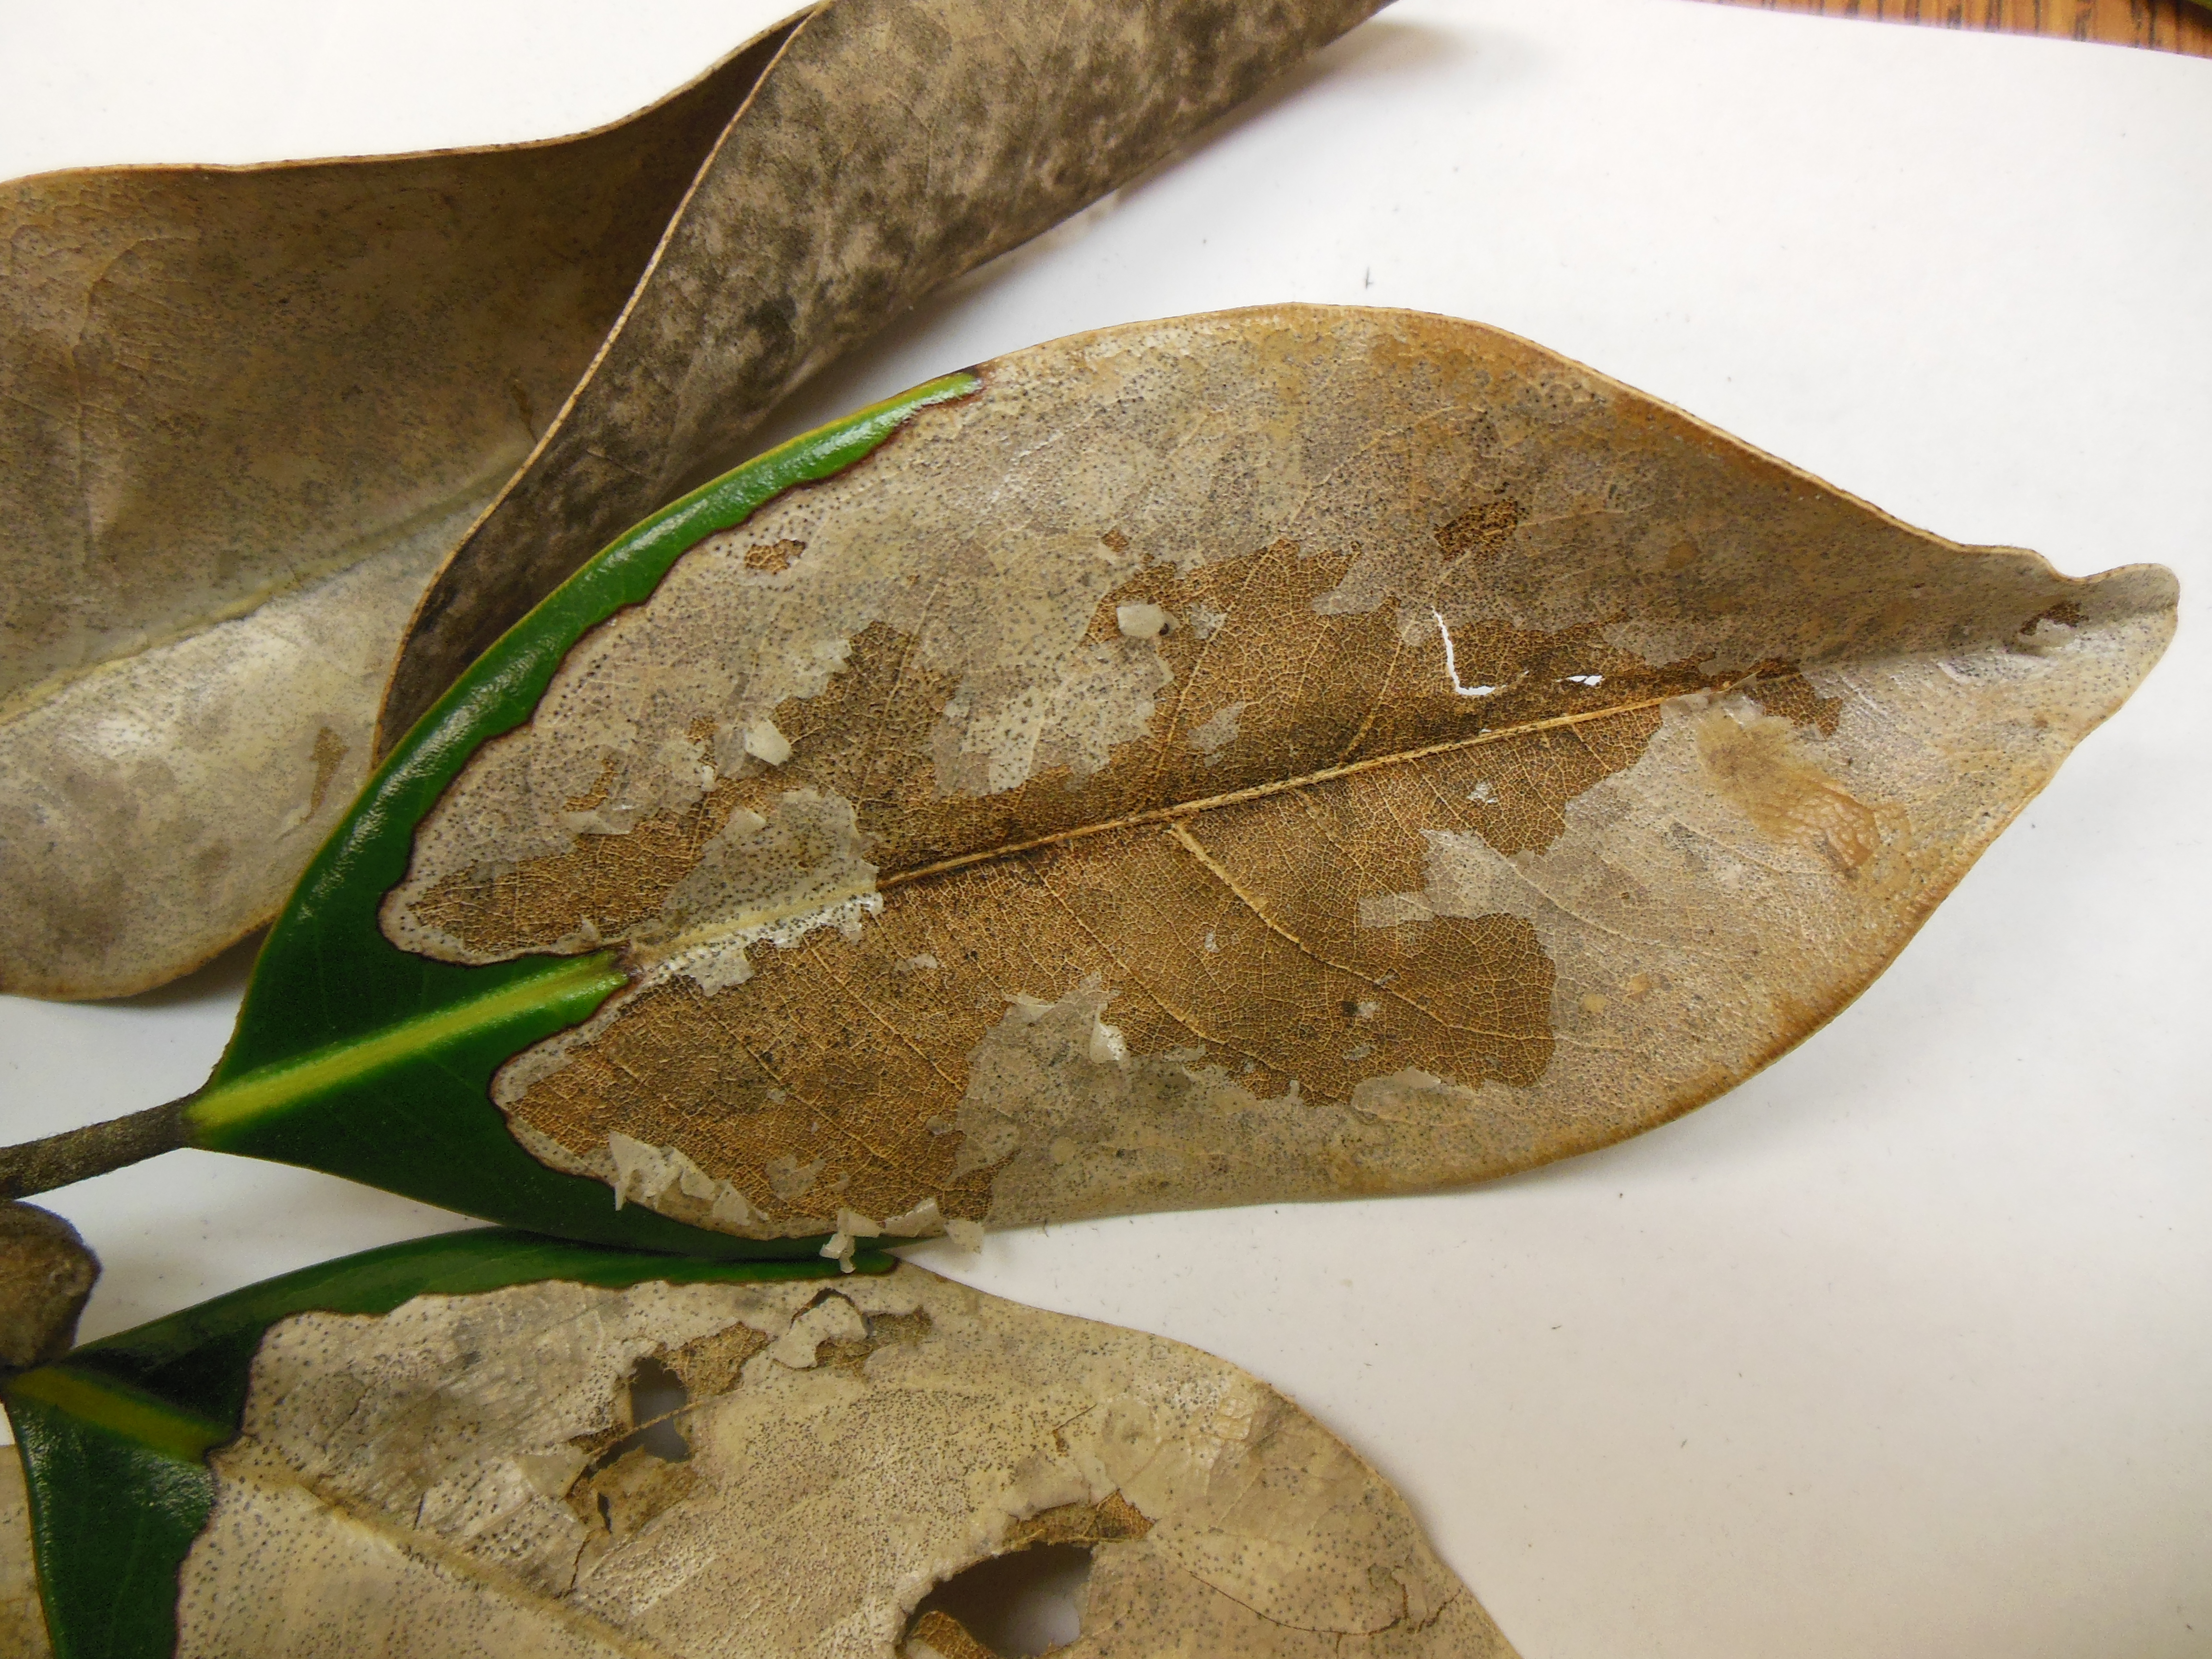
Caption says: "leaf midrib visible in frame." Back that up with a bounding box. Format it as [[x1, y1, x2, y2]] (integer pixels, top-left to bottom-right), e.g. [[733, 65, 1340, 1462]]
[[5, 1367, 229, 1464], [875, 683, 1720, 895], [188, 954, 625, 1135], [219, 1447, 681, 1659]]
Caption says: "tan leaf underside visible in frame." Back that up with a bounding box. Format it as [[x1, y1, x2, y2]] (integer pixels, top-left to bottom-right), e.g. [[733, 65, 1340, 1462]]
[[174, 1264, 1513, 1658], [383, 306, 2176, 1240], [0, 16, 794, 1000]]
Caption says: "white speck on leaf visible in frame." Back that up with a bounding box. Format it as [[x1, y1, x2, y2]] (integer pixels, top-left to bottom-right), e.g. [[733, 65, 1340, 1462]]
[[1116, 601, 1171, 639], [1432, 610, 1499, 697]]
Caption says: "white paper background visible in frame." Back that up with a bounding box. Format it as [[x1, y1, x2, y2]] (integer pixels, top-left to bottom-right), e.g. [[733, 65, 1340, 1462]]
[[1, 2, 2207, 1654]]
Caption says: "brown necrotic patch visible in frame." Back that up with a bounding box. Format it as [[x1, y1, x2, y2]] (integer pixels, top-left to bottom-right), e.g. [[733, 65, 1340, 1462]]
[[1743, 667, 1845, 738], [408, 772, 766, 955], [1432, 497, 1521, 561], [1002, 1491, 1153, 1550], [906, 1609, 1001, 1659], [744, 538, 807, 574], [482, 528, 1843, 1229], [561, 754, 622, 814], [502, 712, 1562, 1230], [759, 618, 966, 848]]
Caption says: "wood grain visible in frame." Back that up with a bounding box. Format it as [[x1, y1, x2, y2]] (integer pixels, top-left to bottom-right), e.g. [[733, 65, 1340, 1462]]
[[1701, 0, 2212, 56]]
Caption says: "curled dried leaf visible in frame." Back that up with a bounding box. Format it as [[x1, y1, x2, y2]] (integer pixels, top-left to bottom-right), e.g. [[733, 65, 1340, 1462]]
[[0, 0, 1383, 998], [172, 1262, 1506, 1656], [0, 15, 796, 1001], [373, 304, 2172, 1241]]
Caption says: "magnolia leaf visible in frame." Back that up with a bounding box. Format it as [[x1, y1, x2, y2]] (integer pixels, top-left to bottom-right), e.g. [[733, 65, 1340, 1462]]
[[4, 1243, 1505, 1659], [0, 1230, 880, 1659], [0, 305, 2174, 1254], [0, 0, 1383, 1000]]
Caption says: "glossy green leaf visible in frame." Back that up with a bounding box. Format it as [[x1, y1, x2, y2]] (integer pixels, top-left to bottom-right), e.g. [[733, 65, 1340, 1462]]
[[2, 1229, 882, 1659], [165, 373, 974, 1257]]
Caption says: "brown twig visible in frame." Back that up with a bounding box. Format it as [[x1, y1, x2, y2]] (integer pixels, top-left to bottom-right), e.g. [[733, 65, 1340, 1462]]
[[0, 1099, 192, 1201]]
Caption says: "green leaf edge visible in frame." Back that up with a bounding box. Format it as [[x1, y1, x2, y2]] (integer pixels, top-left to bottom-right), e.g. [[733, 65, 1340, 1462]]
[[4, 1227, 891, 1659], [174, 370, 982, 1257]]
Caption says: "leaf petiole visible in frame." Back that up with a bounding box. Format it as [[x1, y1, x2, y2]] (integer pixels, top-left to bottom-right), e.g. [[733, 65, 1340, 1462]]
[[184, 953, 625, 1138], [0, 1101, 191, 1202]]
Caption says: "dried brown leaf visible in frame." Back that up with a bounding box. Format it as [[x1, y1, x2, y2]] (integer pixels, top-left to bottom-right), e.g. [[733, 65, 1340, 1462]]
[[380, 305, 2175, 1239], [0, 16, 795, 999], [172, 1263, 1510, 1657], [0, 0, 1382, 998]]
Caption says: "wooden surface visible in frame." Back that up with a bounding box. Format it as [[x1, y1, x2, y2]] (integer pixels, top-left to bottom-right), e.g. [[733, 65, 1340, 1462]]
[[1704, 0, 2212, 56]]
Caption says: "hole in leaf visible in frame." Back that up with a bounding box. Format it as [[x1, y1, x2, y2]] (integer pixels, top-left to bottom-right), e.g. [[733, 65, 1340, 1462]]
[[587, 1354, 691, 1473], [564, 1355, 709, 1548], [625, 1355, 691, 1462], [907, 1543, 1092, 1657]]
